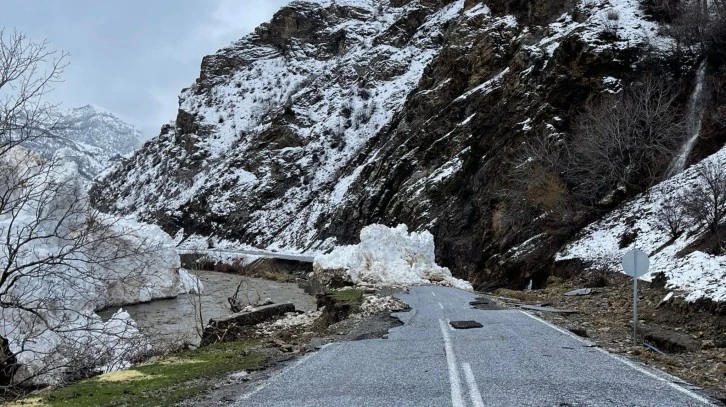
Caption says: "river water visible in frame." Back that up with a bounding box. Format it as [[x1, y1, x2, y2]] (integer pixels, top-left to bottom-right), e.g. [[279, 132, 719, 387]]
[[98, 270, 317, 347]]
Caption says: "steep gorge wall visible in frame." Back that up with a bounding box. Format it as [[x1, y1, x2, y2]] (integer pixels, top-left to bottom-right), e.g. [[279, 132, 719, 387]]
[[91, 0, 720, 288]]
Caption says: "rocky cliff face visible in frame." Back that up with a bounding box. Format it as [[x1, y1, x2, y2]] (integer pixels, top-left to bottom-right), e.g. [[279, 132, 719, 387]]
[[91, 0, 723, 288], [24, 105, 141, 179]]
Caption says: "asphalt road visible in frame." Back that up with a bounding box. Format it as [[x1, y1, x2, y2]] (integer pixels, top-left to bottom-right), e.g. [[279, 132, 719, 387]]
[[235, 286, 717, 406]]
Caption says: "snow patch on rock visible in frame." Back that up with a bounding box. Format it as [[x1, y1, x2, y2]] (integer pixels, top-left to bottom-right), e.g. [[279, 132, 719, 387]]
[[313, 224, 472, 290]]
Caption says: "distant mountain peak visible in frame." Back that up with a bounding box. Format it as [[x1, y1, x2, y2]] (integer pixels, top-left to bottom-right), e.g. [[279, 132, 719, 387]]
[[22, 105, 142, 180]]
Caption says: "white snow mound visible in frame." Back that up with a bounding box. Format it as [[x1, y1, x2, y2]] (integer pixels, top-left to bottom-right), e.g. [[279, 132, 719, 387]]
[[177, 269, 204, 295], [314, 224, 472, 290]]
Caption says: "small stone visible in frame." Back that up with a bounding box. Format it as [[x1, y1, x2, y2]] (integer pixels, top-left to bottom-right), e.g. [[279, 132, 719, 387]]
[[701, 340, 716, 350], [709, 363, 726, 377], [568, 327, 589, 338]]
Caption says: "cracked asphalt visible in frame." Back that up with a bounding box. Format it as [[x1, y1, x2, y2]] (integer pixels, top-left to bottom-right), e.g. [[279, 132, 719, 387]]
[[234, 286, 718, 406]]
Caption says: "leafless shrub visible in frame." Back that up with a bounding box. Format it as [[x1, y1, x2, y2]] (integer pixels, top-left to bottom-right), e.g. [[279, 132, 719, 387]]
[[606, 9, 620, 20], [505, 132, 579, 237], [565, 75, 684, 205], [655, 195, 688, 238], [666, 0, 726, 56], [682, 162, 726, 239], [228, 276, 263, 313], [184, 273, 206, 340], [509, 133, 570, 212]]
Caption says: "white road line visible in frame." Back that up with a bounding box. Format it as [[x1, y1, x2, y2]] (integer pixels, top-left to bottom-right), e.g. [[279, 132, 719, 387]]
[[432, 292, 437, 297], [438, 319, 465, 407], [519, 310, 594, 344], [519, 310, 715, 406], [438, 302, 444, 310], [462, 363, 485, 407], [446, 318, 455, 331]]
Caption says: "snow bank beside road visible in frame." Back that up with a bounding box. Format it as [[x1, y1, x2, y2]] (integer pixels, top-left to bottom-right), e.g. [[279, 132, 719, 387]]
[[314, 224, 472, 290], [0, 147, 200, 385]]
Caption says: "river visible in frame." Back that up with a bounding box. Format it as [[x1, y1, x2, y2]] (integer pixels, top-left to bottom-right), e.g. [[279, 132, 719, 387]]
[[99, 270, 317, 347]]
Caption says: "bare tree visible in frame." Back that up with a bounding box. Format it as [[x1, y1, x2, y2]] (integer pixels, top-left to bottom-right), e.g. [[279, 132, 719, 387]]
[[565, 75, 684, 205], [655, 195, 688, 238], [683, 162, 726, 241], [668, 0, 726, 55], [0, 30, 67, 156], [0, 30, 170, 394]]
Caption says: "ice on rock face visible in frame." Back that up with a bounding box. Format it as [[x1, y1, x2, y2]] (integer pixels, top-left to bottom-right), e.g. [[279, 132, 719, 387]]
[[313, 224, 472, 290]]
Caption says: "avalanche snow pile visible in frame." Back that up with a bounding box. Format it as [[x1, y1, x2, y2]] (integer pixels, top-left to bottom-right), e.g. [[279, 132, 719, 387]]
[[358, 294, 408, 317], [0, 147, 198, 384], [557, 147, 726, 303], [314, 224, 472, 290]]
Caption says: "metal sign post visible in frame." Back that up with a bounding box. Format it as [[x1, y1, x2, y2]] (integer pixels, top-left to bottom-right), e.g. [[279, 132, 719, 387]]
[[633, 273, 638, 342], [621, 249, 649, 344]]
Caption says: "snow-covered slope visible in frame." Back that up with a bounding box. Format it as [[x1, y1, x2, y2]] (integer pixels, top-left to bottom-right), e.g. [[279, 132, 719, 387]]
[[92, 0, 711, 288], [557, 146, 726, 303], [23, 105, 141, 180], [93, 0, 466, 246]]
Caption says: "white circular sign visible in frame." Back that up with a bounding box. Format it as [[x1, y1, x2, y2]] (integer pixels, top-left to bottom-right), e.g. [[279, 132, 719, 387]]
[[621, 249, 650, 278]]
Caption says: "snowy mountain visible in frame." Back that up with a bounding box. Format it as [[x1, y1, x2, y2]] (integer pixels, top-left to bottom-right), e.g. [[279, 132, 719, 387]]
[[91, 0, 726, 295], [23, 105, 141, 179]]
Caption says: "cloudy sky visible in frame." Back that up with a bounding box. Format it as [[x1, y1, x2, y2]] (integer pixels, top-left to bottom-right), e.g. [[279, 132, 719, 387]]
[[1, 0, 292, 139]]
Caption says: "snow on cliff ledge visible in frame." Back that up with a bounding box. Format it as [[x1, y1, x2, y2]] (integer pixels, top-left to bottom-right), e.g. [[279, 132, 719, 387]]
[[556, 147, 726, 303], [314, 224, 472, 290]]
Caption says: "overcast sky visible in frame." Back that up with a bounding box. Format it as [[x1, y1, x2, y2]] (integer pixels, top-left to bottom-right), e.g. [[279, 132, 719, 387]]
[[1, 0, 292, 139]]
